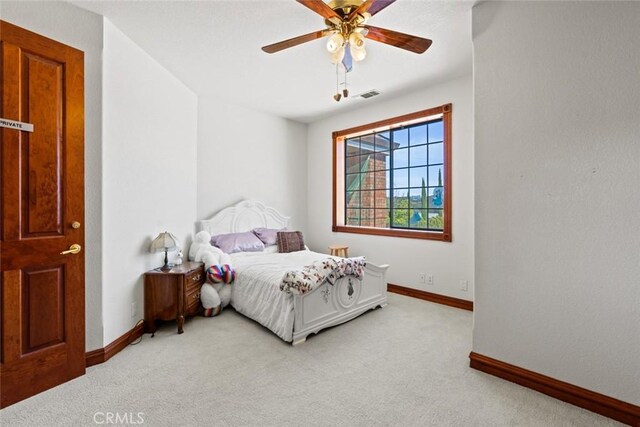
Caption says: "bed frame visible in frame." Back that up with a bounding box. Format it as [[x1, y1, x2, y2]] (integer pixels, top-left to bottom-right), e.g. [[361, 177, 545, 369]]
[[197, 200, 388, 345]]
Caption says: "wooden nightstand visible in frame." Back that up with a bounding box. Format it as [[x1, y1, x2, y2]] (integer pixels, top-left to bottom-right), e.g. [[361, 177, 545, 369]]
[[144, 261, 205, 335]]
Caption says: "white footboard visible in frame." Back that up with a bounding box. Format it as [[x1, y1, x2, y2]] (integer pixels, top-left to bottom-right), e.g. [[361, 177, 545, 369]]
[[291, 262, 389, 345]]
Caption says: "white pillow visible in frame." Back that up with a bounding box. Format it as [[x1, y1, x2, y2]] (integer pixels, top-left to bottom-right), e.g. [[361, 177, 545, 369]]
[[263, 245, 279, 254]]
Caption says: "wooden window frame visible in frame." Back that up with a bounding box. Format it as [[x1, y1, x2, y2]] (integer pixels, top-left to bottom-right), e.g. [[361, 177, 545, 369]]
[[332, 104, 452, 242]]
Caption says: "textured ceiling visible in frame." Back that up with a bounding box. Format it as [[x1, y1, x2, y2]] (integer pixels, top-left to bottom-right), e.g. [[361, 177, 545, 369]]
[[74, 0, 473, 123]]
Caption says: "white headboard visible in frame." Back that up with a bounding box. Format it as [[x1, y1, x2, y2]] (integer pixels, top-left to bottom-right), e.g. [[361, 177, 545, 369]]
[[197, 200, 290, 236]]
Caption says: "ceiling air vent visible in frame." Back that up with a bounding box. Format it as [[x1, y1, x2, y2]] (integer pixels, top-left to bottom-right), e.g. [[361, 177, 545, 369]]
[[358, 89, 381, 99]]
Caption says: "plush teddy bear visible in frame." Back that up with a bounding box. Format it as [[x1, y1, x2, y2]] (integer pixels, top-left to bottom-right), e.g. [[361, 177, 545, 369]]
[[189, 231, 235, 316], [189, 231, 231, 264], [201, 252, 233, 307]]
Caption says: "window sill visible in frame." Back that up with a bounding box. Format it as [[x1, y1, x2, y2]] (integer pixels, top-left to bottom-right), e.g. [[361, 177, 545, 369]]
[[332, 225, 451, 242]]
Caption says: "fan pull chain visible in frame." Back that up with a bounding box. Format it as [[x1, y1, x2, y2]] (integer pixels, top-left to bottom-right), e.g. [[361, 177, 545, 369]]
[[343, 69, 349, 98], [334, 62, 342, 102]]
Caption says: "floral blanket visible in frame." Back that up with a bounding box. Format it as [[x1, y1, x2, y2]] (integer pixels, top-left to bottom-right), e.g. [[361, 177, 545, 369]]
[[280, 256, 366, 295]]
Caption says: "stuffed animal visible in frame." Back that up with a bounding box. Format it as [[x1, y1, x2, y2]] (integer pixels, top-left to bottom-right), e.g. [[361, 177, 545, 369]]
[[200, 283, 222, 317], [189, 230, 235, 317], [189, 231, 223, 262], [201, 251, 232, 307]]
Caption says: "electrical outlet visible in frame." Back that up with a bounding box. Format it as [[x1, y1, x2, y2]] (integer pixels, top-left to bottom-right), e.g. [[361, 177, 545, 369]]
[[419, 273, 426, 284], [460, 280, 469, 291], [427, 275, 434, 285], [131, 302, 136, 318]]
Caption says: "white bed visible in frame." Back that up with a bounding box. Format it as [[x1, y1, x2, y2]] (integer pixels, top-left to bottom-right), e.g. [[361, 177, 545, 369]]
[[196, 200, 389, 344]]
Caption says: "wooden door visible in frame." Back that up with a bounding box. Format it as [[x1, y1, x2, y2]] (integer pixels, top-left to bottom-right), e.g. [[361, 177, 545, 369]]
[[0, 20, 85, 408]]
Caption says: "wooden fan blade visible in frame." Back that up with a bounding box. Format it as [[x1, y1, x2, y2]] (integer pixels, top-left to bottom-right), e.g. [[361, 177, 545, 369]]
[[296, 0, 342, 23], [262, 29, 332, 54], [363, 25, 432, 54], [348, 0, 396, 21]]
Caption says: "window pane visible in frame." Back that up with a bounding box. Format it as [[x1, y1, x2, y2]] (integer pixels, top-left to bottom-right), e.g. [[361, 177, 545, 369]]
[[392, 210, 409, 227], [375, 131, 391, 152], [428, 166, 443, 187], [375, 191, 389, 208], [409, 125, 427, 146], [428, 142, 443, 165], [346, 208, 360, 226], [361, 190, 375, 208], [393, 148, 409, 168], [428, 120, 443, 143], [359, 134, 375, 153], [409, 209, 429, 229], [346, 191, 360, 207], [429, 187, 444, 209], [428, 209, 444, 230], [409, 145, 427, 167], [345, 173, 360, 192], [409, 166, 428, 187], [393, 168, 409, 188], [393, 128, 409, 148], [375, 211, 390, 228], [346, 155, 367, 175], [346, 137, 360, 156], [409, 188, 427, 208], [371, 152, 389, 171], [361, 208, 375, 227], [361, 172, 375, 190], [391, 189, 408, 209], [374, 171, 388, 190]]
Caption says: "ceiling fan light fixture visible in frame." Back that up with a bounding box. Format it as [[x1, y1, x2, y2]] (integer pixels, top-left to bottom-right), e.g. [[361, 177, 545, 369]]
[[260, 0, 433, 100], [349, 31, 366, 62], [349, 31, 365, 49], [326, 33, 344, 53], [351, 44, 367, 62]]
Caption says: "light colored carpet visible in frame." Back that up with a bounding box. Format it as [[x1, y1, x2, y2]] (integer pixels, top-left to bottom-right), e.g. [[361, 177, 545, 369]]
[[1, 293, 619, 426]]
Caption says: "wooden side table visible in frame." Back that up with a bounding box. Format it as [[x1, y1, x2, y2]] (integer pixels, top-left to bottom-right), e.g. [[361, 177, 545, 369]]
[[329, 245, 349, 258], [144, 261, 205, 335]]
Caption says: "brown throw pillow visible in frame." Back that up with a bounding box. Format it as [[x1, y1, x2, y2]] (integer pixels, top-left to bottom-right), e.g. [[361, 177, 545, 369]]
[[277, 231, 305, 253]]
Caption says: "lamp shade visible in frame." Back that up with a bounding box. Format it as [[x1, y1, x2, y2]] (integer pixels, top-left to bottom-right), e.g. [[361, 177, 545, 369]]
[[349, 32, 365, 49], [351, 45, 367, 62], [326, 33, 344, 53], [150, 232, 180, 253]]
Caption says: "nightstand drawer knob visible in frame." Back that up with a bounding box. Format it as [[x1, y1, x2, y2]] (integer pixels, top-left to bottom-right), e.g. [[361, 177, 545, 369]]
[[192, 274, 201, 282], [193, 291, 200, 300]]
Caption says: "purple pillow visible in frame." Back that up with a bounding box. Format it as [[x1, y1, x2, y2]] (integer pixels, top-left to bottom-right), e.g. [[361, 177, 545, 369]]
[[252, 227, 286, 246], [210, 231, 265, 254]]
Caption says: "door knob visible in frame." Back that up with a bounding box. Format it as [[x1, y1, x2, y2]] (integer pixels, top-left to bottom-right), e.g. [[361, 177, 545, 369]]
[[60, 244, 82, 255]]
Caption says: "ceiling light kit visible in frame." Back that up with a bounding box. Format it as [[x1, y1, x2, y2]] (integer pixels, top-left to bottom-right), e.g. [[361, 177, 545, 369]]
[[262, 0, 432, 102]]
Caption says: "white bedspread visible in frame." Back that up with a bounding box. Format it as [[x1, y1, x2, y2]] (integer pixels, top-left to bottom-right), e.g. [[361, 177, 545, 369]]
[[229, 249, 335, 342]]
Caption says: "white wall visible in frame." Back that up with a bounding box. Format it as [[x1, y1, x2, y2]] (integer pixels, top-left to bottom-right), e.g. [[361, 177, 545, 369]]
[[472, 1, 640, 404], [102, 20, 198, 345], [1, 1, 105, 351], [306, 75, 474, 300], [197, 98, 308, 231]]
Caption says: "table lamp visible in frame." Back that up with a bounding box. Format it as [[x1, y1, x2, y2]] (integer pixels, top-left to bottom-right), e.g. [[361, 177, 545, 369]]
[[150, 231, 180, 270]]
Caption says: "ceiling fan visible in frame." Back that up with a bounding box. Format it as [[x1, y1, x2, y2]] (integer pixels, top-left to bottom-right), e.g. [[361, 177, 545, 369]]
[[261, 0, 433, 101]]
